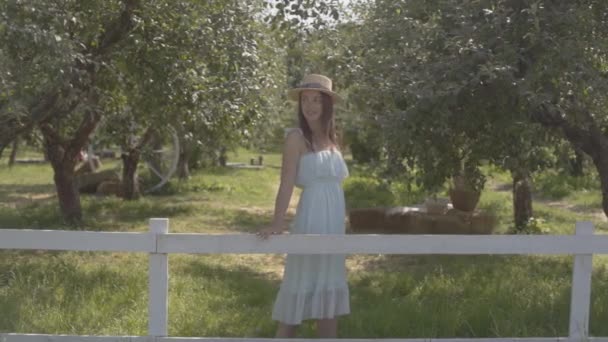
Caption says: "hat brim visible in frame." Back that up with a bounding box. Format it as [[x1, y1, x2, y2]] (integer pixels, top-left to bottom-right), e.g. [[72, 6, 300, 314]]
[[288, 88, 342, 104]]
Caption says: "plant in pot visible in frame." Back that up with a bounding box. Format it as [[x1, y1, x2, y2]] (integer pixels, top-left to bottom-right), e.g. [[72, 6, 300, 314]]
[[449, 162, 485, 212]]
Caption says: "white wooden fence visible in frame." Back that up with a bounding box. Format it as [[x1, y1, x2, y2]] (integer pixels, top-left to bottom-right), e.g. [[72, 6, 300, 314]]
[[0, 219, 607, 342]]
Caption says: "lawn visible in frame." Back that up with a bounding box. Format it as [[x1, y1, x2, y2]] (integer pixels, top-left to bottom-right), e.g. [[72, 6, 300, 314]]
[[1, 149, 607, 338]]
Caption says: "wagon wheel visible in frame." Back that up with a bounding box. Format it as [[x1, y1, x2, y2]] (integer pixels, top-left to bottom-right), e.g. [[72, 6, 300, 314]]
[[87, 124, 180, 194], [139, 126, 180, 194]]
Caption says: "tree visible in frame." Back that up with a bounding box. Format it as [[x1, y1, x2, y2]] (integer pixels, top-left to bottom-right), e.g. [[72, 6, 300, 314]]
[[1, 0, 141, 223], [0, 0, 286, 222], [341, 0, 608, 228], [96, 1, 280, 197]]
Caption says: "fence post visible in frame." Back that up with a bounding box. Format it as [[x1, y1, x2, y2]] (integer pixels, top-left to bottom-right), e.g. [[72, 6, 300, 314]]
[[569, 221, 594, 341], [149, 218, 169, 338]]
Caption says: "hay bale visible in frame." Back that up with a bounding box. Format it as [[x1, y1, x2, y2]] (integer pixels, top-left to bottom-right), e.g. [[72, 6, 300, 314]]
[[470, 212, 497, 234], [409, 212, 436, 234], [348, 207, 388, 233], [445, 209, 474, 234], [424, 197, 449, 214], [406, 210, 471, 234], [444, 209, 497, 234], [97, 180, 123, 197], [76, 169, 120, 193], [385, 208, 415, 233], [430, 212, 469, 234], [347, 205, 496, 235]]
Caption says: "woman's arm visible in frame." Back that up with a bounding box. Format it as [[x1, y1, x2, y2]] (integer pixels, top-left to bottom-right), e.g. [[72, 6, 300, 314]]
[[257, 131, 301, 239]]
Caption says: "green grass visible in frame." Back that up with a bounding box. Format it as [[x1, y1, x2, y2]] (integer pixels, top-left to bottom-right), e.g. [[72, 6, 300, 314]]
[[346, 255, 584, 337], [1, 150, 608, 338]]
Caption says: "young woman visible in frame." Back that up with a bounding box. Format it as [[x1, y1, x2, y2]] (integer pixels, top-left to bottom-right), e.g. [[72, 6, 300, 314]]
[[257, 74, 350, 338]]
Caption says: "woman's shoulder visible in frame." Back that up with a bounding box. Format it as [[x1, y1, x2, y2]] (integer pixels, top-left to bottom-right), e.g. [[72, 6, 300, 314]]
[[283, 127, 308, 153], [283, 127, 303, 138], [284, 127, 308, 147]]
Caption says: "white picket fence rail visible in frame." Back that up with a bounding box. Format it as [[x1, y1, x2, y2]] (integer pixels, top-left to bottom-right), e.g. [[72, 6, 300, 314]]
[[0, 219, 606, 342]]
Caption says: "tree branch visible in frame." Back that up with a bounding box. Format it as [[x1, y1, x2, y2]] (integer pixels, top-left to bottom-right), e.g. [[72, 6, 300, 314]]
[[531, 103, 598, 159], [136, 126, 155, 151], [68, 110, 101, 156], [39, 123, 66, 147], [94, 0, 141, 56], [2, 0, 140, 151]]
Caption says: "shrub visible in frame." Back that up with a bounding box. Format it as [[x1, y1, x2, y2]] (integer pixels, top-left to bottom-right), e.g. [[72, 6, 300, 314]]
[[344, 176, 395, 209], [534, 170, 600, 199]]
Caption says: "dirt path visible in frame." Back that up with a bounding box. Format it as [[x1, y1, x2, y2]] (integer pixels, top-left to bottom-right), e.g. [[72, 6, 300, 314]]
[[540, 200, 607, 223]]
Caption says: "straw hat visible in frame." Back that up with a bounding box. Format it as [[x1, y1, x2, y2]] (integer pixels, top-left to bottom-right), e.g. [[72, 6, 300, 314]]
[[288, 74, 342, 104]]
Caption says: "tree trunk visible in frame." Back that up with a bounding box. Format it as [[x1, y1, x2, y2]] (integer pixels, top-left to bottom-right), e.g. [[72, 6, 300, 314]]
[[121, 127, 154, 200], [177, 150, 190, 179], [592, 153, 608, 219], [569, 149, 584, 177], [512, 169, 533, 231], [53, 161, 82, 224], [177, 136, 191, 179], [43, 136, 81, 224], [8, 138, 19, 167], [121, 151, 141, 200], [39, 107, 100, 224], [218, 146, 227, 167]]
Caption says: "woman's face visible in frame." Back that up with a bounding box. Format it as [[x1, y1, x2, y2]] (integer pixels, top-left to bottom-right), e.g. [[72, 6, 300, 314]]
[[300, 90, 323, 122]]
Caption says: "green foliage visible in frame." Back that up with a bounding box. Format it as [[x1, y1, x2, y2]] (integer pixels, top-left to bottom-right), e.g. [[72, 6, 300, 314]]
[[264, 0, 341, 31], [343, 166, 428, 209], [0, 0, 120, 141], [534, 170, 601, 200], [389, 180, 427, 207], [514, 217, 552, 235], [1, 0, 293, 218], [343, 126, 383, 164], [314, 0, 608, 224], [343, 176, 395, 209], [95, 1, 286, 165]]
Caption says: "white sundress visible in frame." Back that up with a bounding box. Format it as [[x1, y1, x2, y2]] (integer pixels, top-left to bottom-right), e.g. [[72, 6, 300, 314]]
[[271, 128, 351, 325]]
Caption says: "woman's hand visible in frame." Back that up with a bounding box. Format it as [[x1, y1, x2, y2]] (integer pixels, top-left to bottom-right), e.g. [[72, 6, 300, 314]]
[[256, 224, 285, 240]]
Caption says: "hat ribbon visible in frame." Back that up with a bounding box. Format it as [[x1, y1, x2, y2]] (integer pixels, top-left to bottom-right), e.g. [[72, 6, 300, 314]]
[[298, 82, 331, 91]]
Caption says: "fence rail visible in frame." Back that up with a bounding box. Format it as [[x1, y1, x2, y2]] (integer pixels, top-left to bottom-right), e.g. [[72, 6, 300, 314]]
[[0, 219, 604, 342], [3, 336, 608, 342]]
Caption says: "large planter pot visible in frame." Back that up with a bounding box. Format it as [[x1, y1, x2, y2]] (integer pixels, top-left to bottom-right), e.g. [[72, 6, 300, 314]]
[[449, 188, 481, 212]]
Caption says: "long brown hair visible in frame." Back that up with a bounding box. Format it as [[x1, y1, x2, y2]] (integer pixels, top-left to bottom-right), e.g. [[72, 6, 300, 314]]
[[298, 92, 338, 152]]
